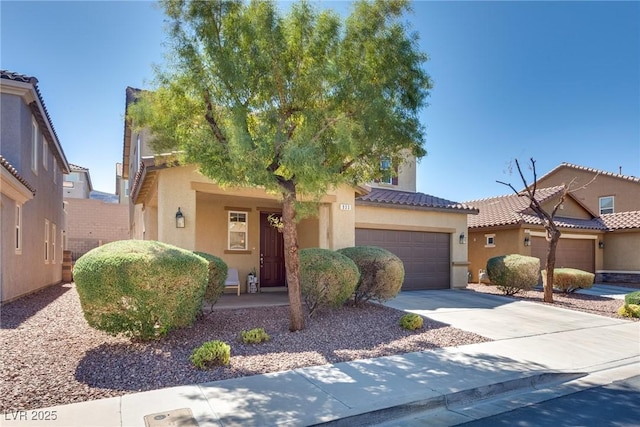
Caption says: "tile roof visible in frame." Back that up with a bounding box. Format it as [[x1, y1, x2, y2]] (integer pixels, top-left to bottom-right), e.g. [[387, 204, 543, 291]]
[[1, 70, 70, 174], [357, 188, 478, 213], [600, 211, 640, 231], [538, 162, 640, 184], [0, 155, 36, 195], [466, 186, 606, 230], [466, 186, 566, 228], [69, 164, 89, 172]]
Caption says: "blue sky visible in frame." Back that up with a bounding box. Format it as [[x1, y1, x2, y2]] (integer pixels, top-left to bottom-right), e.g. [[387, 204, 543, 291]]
[[2, 1, 638, 203]]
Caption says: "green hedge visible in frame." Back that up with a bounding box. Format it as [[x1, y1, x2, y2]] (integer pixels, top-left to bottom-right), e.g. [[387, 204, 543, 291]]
[[625, 291, 640, 306], [194, 251, 228, 306], [299, 248, 360, 317], [486, 254, 540, 295], [74, 240, 208, 340], [337, 246, 405, 306], [542, 268, 594, 293]]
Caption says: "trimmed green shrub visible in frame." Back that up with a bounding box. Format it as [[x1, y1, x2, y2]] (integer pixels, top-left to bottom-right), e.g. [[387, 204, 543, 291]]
[[542, 268, 594, 293], [239, 327, 270, 344], [74, 240, 208, 340], [337, 246, 405, 306], [399, 313, 423, 330], [625, 291, 640, 306], [486, 254, 540, 296], [190, 340, 231, 369], [194, 251, 228, 306], [617, 304, 640, 319], [299, 248, 360, 317]]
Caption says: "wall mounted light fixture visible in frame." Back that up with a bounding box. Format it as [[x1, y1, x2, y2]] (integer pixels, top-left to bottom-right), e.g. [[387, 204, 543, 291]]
[[459, 232, 466, 245], [524, 236, 531, 246], [598, 241, 604, 249], [176, 207, 185, 228]]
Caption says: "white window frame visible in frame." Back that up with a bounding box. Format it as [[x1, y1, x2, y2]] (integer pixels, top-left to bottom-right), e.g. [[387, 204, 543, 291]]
[[44, 219, 50, 263], [53, 162, 57, 184], [485, 234, 496, 248], [599, 196, 614, 215], [52, 223, 57, 263], [15, 203, 22, 254], [228, 211, 248, 251], [31, 117, 39, 174]]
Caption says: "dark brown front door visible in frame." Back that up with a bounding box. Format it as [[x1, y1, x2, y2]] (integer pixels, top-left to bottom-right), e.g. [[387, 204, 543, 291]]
[[260, 212, 286, 287]]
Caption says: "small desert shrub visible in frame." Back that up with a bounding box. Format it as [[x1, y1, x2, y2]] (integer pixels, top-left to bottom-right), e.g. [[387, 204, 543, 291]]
[[337, 246, 405, 306], [625, 291, 640, 306], [239, 327, 270, 344], [486, 254, 540, 295], [190, 340, 231, 369], [542, 268, 594, 293], [194, 251, 228, 306], [299, 248, 360, 317], [74, 240, 208, 340], [617, 304, 640, 318], [399, 313, 423, 330]]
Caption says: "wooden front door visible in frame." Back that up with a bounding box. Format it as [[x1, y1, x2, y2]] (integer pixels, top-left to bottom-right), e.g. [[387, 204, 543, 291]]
[[260, 212, 286, 287]]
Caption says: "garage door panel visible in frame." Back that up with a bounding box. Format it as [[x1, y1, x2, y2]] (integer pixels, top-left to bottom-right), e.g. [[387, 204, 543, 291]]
[[531, 237, 594, 273], [355, 228, 450, 290]]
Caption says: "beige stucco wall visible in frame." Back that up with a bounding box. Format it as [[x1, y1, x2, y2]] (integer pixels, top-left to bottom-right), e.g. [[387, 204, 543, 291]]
[[537, 168, 640, 214], [468, 228, 525, 282], [602, 231, 640, 271], [356, 205, 470, 288], [541, 196, 592, 219]]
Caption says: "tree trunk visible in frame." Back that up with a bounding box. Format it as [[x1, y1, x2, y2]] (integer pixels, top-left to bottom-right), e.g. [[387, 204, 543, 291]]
[[281, 190, 305, 331], [543, 231, 560, 303]]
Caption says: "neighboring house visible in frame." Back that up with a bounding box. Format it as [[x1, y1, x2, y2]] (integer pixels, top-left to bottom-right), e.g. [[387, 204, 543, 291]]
[[535, 163, 640, 283], [123, 87, 478, 293], [466, 163, 640, 284], [0, 70, 70, 303], [63, 164, 129, 261], [63, 163, 92, 199]]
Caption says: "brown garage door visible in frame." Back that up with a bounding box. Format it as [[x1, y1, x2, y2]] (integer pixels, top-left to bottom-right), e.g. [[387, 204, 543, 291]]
[[531, 237, 595, 273], [355, 228, 450, 290]]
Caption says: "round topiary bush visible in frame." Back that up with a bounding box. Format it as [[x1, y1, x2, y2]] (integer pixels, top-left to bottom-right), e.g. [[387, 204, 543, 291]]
[[194, 251, 228, 306], [337, 246, 405, 306], [486, 254, 540, 296], [542, 268, 594, 293], [299, 248, 360, 317], [74, 240, 208, 340]]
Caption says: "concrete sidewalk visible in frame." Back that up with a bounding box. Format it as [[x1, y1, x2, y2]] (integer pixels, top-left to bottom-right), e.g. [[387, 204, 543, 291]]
[[3, 290, 639, 427]]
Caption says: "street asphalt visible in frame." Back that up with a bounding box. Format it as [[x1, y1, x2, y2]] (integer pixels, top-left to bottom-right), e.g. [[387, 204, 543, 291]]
[[2, 286, 639, 427]]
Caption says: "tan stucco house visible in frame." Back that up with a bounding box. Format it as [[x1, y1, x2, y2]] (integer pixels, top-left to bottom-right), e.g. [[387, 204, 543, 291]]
[[1, 70, 71, 303], [123, 87, 478, 293], [466, 163, 640, 284]]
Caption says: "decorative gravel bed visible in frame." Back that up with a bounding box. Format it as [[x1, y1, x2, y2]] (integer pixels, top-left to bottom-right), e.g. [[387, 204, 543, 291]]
[[1, 283, 490, 412], [466, 283, 640, 321]]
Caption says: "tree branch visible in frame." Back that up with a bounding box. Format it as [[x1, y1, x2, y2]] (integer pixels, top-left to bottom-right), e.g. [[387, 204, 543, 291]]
[[203, 90, 228, 145]]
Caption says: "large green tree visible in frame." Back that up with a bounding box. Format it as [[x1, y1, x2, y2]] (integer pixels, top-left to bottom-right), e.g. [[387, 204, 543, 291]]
[[130, 0, 432, 331]]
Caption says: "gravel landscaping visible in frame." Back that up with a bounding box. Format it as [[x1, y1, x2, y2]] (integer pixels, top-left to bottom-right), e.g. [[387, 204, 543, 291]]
[[466, 283, 640, 321], [1, 283, 490, 412]]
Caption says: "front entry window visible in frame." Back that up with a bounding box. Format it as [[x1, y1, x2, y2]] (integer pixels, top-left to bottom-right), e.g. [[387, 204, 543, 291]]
[[229, 211, 248, 250]]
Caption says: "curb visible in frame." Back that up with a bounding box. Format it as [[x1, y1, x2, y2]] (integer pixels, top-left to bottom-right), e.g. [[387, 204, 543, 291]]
[[310, 372, 585, 427]]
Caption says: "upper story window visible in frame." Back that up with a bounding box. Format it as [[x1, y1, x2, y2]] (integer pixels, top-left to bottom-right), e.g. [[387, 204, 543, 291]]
[[124, 180, 130, 197], [599, 196, 614, 215], [52, 223, 57, 263], [31, 117, 39, 174], [228, 211, 248, 250], [380, 157, 393, 184], [53, 164, 57, 184]]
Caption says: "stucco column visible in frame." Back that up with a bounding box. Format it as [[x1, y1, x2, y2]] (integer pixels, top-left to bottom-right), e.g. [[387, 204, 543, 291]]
[[157, 168, 196, 250], [451, 228, 471, 289], [318, 204, 331, 249], [329, 186, 356, 250]]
